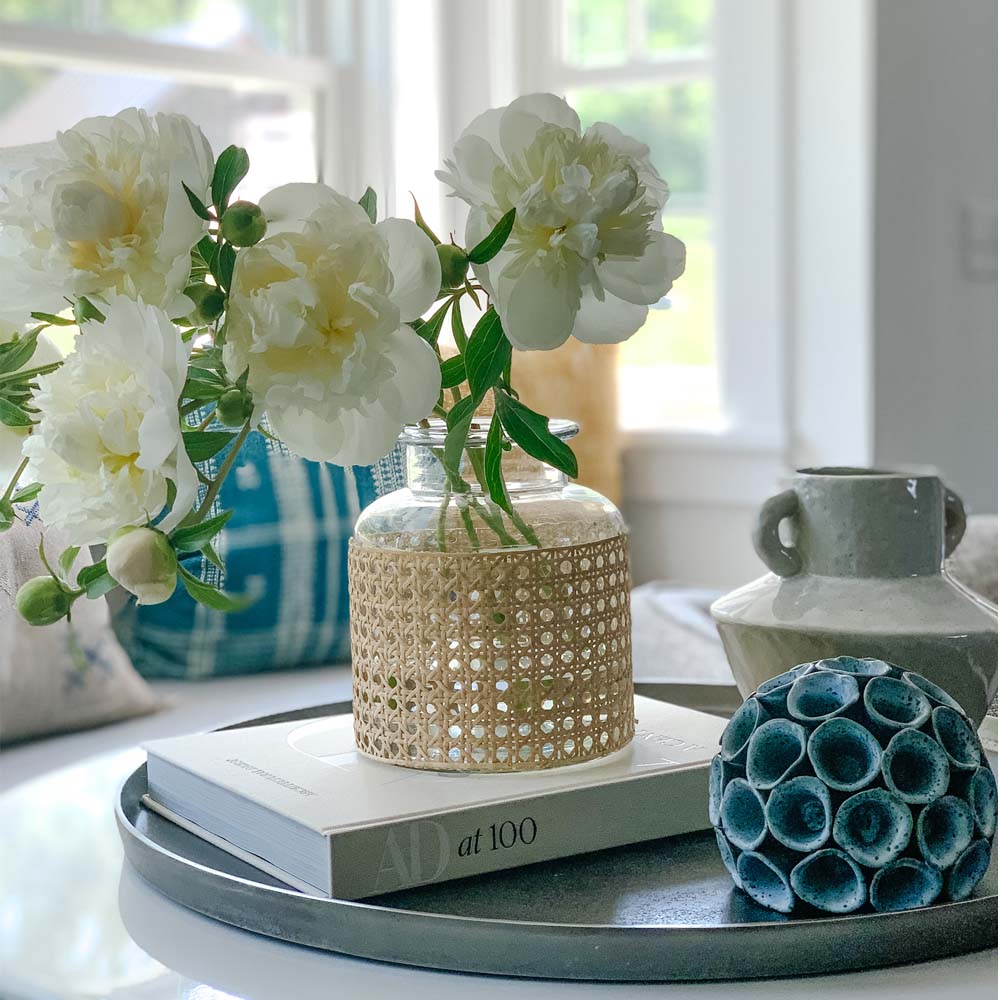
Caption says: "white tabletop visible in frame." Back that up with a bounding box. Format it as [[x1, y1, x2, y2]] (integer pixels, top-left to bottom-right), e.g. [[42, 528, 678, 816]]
[[1, 664, 997, 999]]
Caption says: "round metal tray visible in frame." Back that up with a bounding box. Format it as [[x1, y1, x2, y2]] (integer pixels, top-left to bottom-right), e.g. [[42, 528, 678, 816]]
[[116, 688, 999, 982]]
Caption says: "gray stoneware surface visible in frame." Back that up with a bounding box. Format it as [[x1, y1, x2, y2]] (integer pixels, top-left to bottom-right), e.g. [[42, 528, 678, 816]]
[[712, 469, 998, 724], [116, 689, 999, 982]]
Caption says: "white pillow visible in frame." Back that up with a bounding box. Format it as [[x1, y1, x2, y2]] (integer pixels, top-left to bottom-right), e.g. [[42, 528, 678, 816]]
[[0, 513, 161, 744]]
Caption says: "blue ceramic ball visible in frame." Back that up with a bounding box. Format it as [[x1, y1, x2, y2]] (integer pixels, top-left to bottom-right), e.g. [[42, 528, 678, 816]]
[[711, 657, 997, 914]]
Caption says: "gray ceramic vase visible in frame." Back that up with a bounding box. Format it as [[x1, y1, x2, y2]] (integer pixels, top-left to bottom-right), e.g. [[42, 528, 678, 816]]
[[711, 657, 998, 914], [711, 468, 998, 725]]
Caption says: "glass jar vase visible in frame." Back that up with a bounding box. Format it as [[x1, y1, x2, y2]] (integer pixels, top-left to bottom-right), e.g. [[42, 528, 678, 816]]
[[348, 419, 635, 772]]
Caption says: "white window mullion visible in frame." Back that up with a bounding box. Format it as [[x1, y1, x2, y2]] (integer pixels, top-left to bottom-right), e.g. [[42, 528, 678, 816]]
[[0, 21, 329, 91]]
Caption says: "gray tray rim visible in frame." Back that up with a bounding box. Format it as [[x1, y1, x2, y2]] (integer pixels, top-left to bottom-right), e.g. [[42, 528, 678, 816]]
[[116, 688, 999, 982]]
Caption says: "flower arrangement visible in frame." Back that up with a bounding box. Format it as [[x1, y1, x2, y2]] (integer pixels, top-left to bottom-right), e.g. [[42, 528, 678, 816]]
[[0, 95, 684, 623]]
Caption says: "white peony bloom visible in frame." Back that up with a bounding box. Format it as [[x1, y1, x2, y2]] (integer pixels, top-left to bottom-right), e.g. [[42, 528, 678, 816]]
[[23, 296, 197, 546], [436, 93, 686, 350], [0, 108, 213, 323], [223, 183, 442, 466], [0, 320, 62, 483]]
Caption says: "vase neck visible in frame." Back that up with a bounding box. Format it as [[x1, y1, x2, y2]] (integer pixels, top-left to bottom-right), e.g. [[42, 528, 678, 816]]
[[793, 469, 948, 577], [402, 426, 571, 497]]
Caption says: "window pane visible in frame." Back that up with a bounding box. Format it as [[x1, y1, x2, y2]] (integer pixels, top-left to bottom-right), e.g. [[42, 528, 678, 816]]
[[645, 0, 712, 56], [571, 80, 717, 428], [563, 0, 628, 67], [0, 0, 300, 54], [0, 63, 316, 201]]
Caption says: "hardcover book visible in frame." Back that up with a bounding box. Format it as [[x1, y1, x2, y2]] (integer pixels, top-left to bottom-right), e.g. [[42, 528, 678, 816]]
[[143, 695, 726, 899]]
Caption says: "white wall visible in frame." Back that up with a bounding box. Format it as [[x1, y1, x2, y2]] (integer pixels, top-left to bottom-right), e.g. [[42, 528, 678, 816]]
[[872, 0, 998, 515]]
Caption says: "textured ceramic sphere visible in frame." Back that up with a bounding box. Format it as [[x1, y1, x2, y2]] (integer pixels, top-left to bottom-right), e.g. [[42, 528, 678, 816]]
[[711, 657, 997, 914]]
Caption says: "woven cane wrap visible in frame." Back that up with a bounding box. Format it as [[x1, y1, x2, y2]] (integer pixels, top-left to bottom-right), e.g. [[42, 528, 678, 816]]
[[348, 534, 634, 771]]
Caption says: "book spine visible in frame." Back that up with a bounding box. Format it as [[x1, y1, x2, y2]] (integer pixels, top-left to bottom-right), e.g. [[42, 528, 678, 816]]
[[330, 764, 710, 899]]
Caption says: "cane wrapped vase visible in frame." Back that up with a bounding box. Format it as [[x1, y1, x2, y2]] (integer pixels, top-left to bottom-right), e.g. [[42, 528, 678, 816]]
[[710, 656, 998, 914], [348, 420, 634, 772]]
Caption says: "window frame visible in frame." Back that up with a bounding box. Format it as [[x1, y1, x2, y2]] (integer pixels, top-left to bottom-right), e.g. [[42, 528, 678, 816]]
[[498, 0, 788, 452], [0, 1, 397, 201]]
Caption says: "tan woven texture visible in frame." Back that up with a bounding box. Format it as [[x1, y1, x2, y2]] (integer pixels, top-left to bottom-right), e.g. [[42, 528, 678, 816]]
[[349, 534, 634, 771]]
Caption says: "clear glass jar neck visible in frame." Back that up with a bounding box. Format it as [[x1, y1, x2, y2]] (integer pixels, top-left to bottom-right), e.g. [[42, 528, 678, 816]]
[[399, 418, 578, 497], [405, 440, 567, 496]]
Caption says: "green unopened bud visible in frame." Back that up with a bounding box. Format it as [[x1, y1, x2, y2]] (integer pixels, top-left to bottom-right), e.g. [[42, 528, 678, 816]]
[[16, 576, 73, 626], [106, 526, 178, 607], [185, 283, 226, 324], [437, 243, 468, 290], [220, 200, 267, 247], [216, 388, 254, 427]]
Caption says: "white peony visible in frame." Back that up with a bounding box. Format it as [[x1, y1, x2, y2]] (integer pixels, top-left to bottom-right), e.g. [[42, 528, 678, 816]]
[[0, 320, 62, 483], [223, 183, 442, 466], [436, 93, 686, 350], [0, 108, 213, 323], [23, 296, 197, 546]]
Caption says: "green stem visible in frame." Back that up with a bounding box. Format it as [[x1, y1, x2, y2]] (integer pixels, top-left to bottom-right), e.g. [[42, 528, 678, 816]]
[[195, 410, 216, 432], [180, 418, 253, 527], [458, 501, 480, 549], [1, 456, 29, 504], [464, 445, 539, 547], [506, 504, 541, 548], [436, 481, 451, 551]]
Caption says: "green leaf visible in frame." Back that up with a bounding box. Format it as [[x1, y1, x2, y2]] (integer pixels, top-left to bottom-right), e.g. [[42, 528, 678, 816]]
[[182, 430, 236, 463], [182, 181, 212, 221], [484, 412, 512, 515], [211, 145, 250, 212], [0, 398, 34, 427], [171, 509, 233, 552], [443, 396, 477, 478], [451, 297, 467, 351], [11, 482, 41, 504], [183, 375, 227, 402], [358, 186, 377, 223], [0, 500, 15, 533], [0, 330, 39, 375], [76, 560, 117, 599], [178, 565, 253, 612], [494, 392, 578, 478], [58, 545, 81, 580], [467, 208, 516, 265], [194, 235, 218, 273], [216, 243, 237, 292], [411, 193, 440, 244], [439, 355, 467, 389], [74, 296, 105, 324], [465, 307, 511, 404], [201, 541, 224, 571], [28, 312, 75, 326], [415, 298, 452, 347], [165, 477, 177, 512]]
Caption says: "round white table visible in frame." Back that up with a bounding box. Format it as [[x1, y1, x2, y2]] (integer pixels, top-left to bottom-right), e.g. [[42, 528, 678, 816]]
[[2, 746, 997, 1000]]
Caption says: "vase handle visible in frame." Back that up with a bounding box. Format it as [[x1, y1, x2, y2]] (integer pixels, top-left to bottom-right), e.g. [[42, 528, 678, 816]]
[[944, 488, 966, 558], [753, 489, 803, 577]]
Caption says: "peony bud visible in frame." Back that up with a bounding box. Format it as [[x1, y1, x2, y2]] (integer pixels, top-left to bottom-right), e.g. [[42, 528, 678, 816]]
[[185, 283, 226, 324], [437, 243, 468, 290], [106, 526, 178, 606], [216, 387, 254, 427], [16, 576, 73, 626], [220, 201, 267, 247]]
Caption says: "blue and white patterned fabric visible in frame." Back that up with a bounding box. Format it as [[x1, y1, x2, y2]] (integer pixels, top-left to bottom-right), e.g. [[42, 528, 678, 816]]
[[112, 430, 404, 680]]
